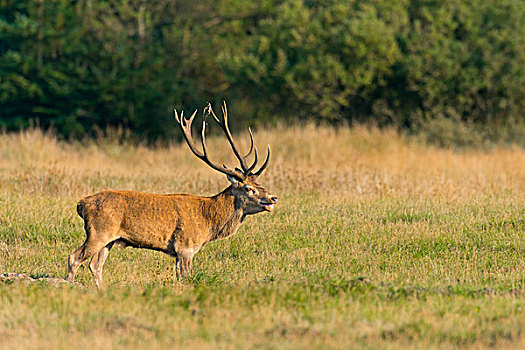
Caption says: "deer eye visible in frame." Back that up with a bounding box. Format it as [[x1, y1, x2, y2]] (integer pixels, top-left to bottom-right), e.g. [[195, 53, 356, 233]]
[[245, 187, 256, 195]]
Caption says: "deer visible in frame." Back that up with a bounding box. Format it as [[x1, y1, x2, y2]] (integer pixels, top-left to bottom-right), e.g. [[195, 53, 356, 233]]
[[66, 102, 278, 289]]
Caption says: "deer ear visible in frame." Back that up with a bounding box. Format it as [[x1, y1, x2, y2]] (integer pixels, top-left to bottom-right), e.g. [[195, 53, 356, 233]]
[[227, 174, 240, 184]]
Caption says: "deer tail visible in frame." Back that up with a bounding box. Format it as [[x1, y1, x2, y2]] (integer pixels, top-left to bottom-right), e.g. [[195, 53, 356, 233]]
[[76, 200, 86, 220]]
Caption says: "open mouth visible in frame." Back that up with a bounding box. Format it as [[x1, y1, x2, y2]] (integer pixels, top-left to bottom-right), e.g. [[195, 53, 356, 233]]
[[260, 203, 274, 212]]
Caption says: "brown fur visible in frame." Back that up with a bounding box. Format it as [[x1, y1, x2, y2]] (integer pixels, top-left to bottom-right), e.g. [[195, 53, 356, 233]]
[[67, 176, 277, 289]]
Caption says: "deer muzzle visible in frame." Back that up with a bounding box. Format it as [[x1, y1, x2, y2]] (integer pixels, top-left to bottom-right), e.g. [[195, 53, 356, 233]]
[[260, 196, 278, 212]]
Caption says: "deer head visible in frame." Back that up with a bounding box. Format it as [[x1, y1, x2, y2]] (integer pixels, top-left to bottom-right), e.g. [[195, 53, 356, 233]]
[[174, 102, 278, 215]]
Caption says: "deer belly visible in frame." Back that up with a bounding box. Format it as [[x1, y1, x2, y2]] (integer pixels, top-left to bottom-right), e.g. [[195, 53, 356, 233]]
[[117, 229, 172, 253]]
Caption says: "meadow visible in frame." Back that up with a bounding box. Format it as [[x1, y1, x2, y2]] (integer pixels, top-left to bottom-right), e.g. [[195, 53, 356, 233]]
[[0, 125, 524, 349]]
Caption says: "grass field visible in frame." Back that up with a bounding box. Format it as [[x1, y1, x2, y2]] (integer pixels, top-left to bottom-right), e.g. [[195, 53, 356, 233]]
[[0, 125, 524, 349]]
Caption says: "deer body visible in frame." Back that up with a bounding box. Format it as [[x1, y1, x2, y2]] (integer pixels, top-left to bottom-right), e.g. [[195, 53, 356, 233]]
[[67, 102, 277, 289], [77, 188, 245, 256]]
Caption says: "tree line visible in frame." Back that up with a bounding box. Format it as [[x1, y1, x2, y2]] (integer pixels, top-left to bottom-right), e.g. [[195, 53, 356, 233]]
[[0, 0, 523, 141]]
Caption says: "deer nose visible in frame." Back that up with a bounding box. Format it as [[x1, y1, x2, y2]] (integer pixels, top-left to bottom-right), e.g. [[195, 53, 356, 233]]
[[270, 196, 278, 204]]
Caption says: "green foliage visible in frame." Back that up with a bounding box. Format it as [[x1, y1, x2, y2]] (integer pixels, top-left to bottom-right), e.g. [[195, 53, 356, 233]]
[[221, 0, 404, 121], [0, 1, 201, 139], [0, 0, 523, 142], [395, 0, 525, 127]]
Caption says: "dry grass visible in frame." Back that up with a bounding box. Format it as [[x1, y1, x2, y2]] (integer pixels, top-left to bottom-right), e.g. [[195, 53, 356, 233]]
[[0, 125, 524, 349], [2, 125, 522, 198]]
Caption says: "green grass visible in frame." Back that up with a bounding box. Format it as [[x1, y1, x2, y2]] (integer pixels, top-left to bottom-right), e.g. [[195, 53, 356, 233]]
[[0, 127, 524, 348]]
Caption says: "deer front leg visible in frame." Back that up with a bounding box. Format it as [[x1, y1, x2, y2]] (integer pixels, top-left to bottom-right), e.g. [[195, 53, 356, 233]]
[[180, 255, 193, 276], [174, 255, 181, 279], [175, 247, 199, 279]]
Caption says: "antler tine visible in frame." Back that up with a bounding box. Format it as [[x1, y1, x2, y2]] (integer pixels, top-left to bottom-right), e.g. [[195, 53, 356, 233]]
[[205, 103, 220, 124], [206, 101, 251, 173], [243, 127, 257, 172], [252, 145, 270, 177], [244, 127, 255, 157], [178, 110, 202, 155], [175, 108, 245, 181], [174, 109, 181, 124], [200, 121, 212, 161], [245, 145, 258, 174]]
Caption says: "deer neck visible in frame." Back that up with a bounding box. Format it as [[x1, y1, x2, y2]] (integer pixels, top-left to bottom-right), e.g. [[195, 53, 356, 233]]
[[205, 186, 245, 242]]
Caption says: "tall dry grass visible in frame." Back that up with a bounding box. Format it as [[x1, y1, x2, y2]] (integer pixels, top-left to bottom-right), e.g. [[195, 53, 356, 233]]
[[1, 125, 523, 200]]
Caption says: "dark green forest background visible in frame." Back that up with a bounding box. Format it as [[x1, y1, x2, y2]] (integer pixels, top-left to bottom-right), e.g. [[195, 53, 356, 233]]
[[0, 0, 523, 144]]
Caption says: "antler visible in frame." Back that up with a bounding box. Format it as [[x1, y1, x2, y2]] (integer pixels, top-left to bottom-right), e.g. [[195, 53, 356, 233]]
[[252, 145, 270, 177], [174, 109, 246, 181], [175, 102, 271, 180], [206, 101, 260, 174], [206, 101, 270, 177]]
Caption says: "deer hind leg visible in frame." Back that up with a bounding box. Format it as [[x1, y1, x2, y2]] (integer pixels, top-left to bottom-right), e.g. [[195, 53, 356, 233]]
[[67, 220, 119, 284], [67, 242, 85, 282], [67, 238, 107, 283], [89, 241, 115, 290]]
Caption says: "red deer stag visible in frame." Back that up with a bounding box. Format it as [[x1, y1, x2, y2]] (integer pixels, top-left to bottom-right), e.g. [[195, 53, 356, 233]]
[[67, 102, 277, 289]]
